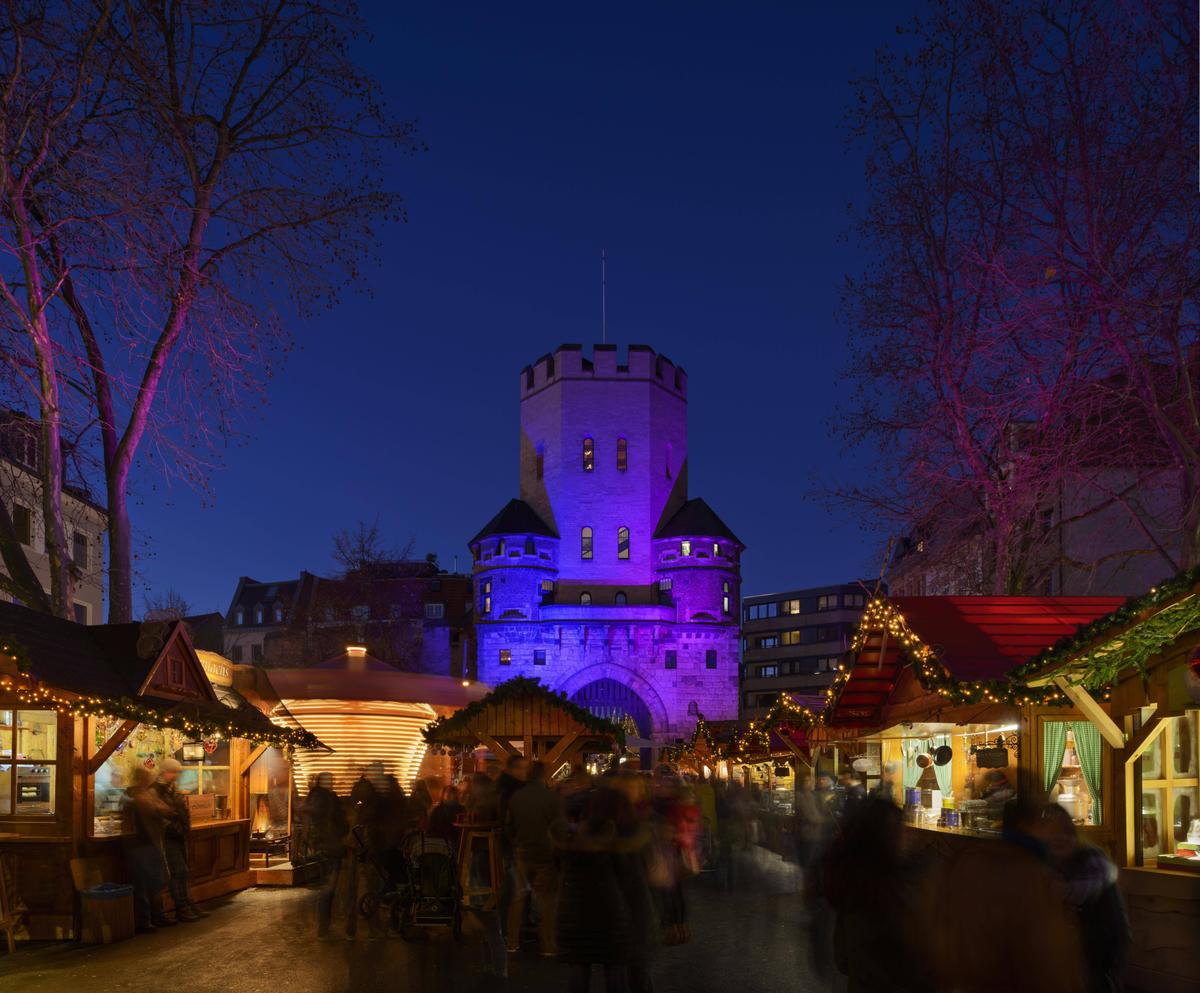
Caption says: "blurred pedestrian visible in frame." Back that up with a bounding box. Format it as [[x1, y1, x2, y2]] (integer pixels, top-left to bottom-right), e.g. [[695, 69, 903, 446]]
[[122, 766, 174, 932], [1042, 804, 1130, 993], [301, 772, 348, 940], [463, 772, 507, 982], [505, 761, 562, 955], [428, 783, 464, 841], [155, 758, 207, 922]]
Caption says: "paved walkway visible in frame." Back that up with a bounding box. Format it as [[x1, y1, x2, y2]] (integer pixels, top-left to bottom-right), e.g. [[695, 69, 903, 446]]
[[0, 849, 827, 993]]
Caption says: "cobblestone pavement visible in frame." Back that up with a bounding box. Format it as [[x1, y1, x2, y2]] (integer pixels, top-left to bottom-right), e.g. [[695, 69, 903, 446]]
[[0, 849, 829, 993]]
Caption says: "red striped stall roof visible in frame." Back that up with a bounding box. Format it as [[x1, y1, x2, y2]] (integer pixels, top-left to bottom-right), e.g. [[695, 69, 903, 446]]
[[832, 595, 1125, 728]]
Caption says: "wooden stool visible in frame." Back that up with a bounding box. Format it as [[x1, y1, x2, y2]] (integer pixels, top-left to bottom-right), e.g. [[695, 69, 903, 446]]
[[456, 821, 501, 911]]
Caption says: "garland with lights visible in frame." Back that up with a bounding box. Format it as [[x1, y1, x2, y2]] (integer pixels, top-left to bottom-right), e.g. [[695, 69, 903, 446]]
[[423, 676, 624, 748], [0, 638, 31, 673], [0, 674, 321, 750]]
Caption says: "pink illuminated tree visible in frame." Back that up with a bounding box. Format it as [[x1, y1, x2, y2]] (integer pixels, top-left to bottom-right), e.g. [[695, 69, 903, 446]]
[[838, 0, 1198, 593]]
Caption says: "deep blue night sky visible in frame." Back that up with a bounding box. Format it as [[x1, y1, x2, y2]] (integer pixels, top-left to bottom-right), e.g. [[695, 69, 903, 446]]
[[134, 0, 916, 616]]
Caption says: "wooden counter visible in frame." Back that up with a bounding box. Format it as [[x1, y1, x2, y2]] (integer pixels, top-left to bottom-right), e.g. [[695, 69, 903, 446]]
[[1118, 866, 1200, 993], [184, 818, 252, 903]]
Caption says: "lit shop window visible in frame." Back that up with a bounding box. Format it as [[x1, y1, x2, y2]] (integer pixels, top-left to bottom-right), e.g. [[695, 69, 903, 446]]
[[1138, 711, 1199, 866], [0, 710, 58, 817], [616, 437, 628, 471], [1043, 721, 1103, 826], [499, 649, 512, 666], [617, 526, 630, 560], [581, 526, 593, 560], [681, 540, 692, 557], [582, 437, 594, 471]]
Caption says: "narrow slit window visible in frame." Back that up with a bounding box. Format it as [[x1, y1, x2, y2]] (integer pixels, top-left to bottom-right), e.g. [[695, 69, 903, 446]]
[[722, 581, 731, 614], [617, 526, 630, 560], [582, 436, 594, 471], [581, 526, 593, 560], [616, 437, 628, 471]]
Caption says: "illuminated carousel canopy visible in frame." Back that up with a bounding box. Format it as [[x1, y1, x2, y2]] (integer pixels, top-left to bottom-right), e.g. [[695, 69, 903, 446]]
[[264, 646, 489, 793]]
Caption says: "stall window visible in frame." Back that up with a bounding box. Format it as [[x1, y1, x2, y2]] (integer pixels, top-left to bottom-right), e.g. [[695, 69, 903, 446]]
[[1042, 720, 1103, 825], [91, 722, 230, 836], [0, 709, 58, 816], [247, 746, 291, 837], [1138, 710, 1199, 865]]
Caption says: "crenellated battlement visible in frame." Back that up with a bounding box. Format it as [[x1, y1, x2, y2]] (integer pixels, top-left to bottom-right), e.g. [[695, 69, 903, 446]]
[[519, 344, 687, 399]]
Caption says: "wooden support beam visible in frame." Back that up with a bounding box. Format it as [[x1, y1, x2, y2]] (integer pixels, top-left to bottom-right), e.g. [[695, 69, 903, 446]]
[[475, 731, 517, 759], [241, 742, 269, 776], [1117, 713, 1168, 867], [1052, 677, 1125, 748], [1121, 710, 1164, 765], [88, 720, 138, 774], [543, 731, 580, 770]]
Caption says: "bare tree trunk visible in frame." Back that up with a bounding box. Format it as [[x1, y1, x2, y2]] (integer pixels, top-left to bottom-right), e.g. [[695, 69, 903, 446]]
[[105, 466, 134, 624]]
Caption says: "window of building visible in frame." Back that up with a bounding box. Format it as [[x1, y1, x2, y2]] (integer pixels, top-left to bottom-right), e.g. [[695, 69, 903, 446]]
[[482, 578, 492, 615], [756, 693, 777, 708], [72, 533, 88, 569], [616, 437, 628, 471], [1043, 721, 1102, 826], [252, 605, 263, 625], [615, 591, 627, 605], [425, 603, 445, 620], [757, 635, 779, 649], [706, 650, 718, 669], [72, 602, 88, 625], [350, 605, 369, 621], [712, 542, 720, 557], [524, 536, 536, 554], [533, 650, 546, 666], [722, 581, 730, 614], [231, 645, 244, 662], [431, 579, 442, 592], [780, 599, 801, 615], [781, 630, 801, 646], [273, 605, 283, 623], [580, 591, 592, 605], [757, 664, 778, 678], [541, 579, 555, 594], [581, 526, 593, 560], [816, 594, 837, 611], [617, 526, 630, 560], [536, 444, 544, 479], [659, 578, 672, 591], [844, 592, 866, 608], [746, 602, 779, 621], [323, 606, 336, 622], [497, 538, 506, 556], [665, 650, 677, 670], [499, 649, 512, 666], [12, 504, 30, 546], [582, 436, 594, 471], [235, 608, 245, 626], [681, 540, 692, 557], [0, 710, 58, 816], [251, 643, 263, 662]]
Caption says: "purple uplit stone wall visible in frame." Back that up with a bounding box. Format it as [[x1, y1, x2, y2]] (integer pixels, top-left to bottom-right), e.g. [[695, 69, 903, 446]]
[[470, 344, 741, 745]]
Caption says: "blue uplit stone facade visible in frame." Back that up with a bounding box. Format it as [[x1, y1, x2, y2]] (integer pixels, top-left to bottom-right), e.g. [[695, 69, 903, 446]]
[[469, 344, 742, 745]]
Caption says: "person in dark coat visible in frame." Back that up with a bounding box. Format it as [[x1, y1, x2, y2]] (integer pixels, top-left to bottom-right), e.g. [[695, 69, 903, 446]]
[[155, 758, 207, 922], [505, 761, 563, 955], [552, 786, 639, 993], [1042, 804, 1131, 993], [301, 772, 349, 939], [122, 766, 175, 931]]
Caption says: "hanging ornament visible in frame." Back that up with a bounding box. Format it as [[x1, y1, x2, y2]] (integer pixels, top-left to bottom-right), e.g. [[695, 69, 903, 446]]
[[203, 738, 218, 754]]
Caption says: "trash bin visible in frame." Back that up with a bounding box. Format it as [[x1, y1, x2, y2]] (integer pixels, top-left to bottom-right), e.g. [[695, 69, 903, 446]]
[[80, 883, 134, 944]]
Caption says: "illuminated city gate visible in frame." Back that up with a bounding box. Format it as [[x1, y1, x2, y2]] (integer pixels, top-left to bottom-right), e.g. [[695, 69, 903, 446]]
[[570, 678, 655, 767]]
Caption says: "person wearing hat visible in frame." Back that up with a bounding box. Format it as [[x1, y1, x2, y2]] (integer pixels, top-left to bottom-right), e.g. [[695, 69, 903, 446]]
[[156, 758, 208, 922]]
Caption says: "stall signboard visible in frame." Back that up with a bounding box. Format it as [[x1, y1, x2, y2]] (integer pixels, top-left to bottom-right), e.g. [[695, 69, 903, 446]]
[[187, 793, 216, 821]]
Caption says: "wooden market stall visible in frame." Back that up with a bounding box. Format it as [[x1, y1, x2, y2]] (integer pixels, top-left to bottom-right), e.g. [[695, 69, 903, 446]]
[[423, 676, 621, 772], [0, 603, 318, 941]]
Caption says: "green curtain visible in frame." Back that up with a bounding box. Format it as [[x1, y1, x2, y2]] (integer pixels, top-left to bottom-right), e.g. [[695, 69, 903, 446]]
[[932, 734, 953, 796], [1071, 722, 1104, 825], [902, 741, 922, 789], [1043, 721, 1069, 796]]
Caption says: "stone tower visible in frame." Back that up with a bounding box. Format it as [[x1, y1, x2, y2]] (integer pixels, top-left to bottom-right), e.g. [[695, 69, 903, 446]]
[[470, 344, 742, 748]]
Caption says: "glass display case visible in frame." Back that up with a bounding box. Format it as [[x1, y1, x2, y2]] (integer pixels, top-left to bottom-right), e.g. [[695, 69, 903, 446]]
[[1138, 710, 1200, 868]]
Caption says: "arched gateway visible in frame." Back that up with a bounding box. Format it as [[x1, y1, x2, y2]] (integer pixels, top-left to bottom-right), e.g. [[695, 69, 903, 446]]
[[569, 678, 654, 739]]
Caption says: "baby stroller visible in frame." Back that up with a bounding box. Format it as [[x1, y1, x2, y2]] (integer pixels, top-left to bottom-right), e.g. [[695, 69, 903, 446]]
[[355, 826, 461, 940]]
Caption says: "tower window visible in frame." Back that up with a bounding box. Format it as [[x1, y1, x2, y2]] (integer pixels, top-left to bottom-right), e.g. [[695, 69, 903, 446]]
[[581, 526, 593, 560], [524, 536, 535, 554], [665, 650, 677, 670], [712, 542, 720, 557], [540, 579, 554, 593], [582, 436, 594, 471], [681, 540, 692, 557], [580, 591, 592, 605], [497, 538, 506, 556], [536, 444, 544, 480], [499, 649, 511, 666], [617, 526, 630, 560], [616, 437, 628, 471], [534, 650, 547, 665], [615, 591, 627, 605], [706, 649, 718, 669], [482, 578, 492, 614], [722, 581, 731, 615]]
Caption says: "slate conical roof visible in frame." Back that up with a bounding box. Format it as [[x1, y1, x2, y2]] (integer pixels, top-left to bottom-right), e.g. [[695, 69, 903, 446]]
[[654, 497, 742, 546], [469, 498, 558, 545]]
